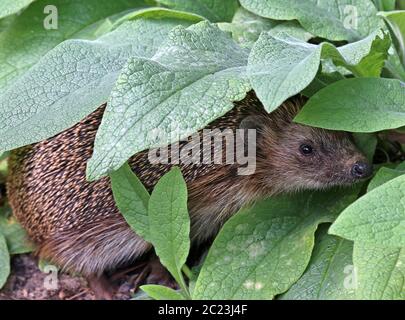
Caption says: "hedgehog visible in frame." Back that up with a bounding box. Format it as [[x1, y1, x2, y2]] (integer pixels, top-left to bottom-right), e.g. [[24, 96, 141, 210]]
[[6, 91, 372, 298]]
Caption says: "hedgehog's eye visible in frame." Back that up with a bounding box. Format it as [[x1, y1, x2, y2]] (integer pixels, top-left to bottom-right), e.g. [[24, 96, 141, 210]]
[[300, 144, 314, 155]]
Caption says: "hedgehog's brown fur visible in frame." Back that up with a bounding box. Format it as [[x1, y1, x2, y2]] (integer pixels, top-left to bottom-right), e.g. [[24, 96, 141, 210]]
[[7, 91, 368, 278]]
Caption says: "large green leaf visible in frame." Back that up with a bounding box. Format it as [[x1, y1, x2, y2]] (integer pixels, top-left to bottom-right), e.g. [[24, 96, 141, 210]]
[[156, 0, 239, 22], [373, 0, 396, 11], [353, 133, 378, 163], [239, 0, 382, 41], [247, 34, 322, 112], [220, 6, 313, 47], [193, 188, 358, 299], [0, 0, 34, 19], [218, 7, 279, 45], [0, 0, 151, 91], [354, 243, 405, 299], [330, 174, 405, 247], [110, 162, 150, 241], [141, 284, 185, 300], [0, 15, 200, 153], [148, 167, 190, 289], [0, 233, 10, 289], [378, 11, 405, 66], [353, 159, 405, 300], [301, 72, 346, 97], [87, 21, 250, 180], [281, 226, 355, 300], [367, 167, 405, 191], [295, 78, 405, 132], [0, 214, 34, 255], [248, 31, 389, 112]]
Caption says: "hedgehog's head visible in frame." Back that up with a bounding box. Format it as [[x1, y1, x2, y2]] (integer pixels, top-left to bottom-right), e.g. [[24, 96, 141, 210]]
[[251, 97, 372, 193]]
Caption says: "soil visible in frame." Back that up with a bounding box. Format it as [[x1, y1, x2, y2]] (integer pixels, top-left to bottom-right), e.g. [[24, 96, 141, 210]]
[[0, 254, 139, 300]]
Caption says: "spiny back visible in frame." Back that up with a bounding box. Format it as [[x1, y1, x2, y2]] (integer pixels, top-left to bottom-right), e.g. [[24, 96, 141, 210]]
[[7, 91, 271, 241]]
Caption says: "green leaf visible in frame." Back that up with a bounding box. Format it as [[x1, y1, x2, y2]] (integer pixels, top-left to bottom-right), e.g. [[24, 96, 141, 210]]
[[110, 162, 150, 241], [280, 226, 355, 300], [218, 7, 279, 45], [301, 72, 345, 97], [0, 0, 151, 91], [222, 6, 313, 46], [248, 31, 389, 112], [397, 161, 405, 170], [330, 174, 405, 247], [354, 243, 405, 299], [141, 284, 185, 300], [378, 11, 405, 66], [367, 167, 405, 191], [295, 78, 405, 132], [0, 16, 198, 153], [112, 7, 206, 26], [353, 133, 378, 163], [373, 0, 396, 11], [156, 0, 239, 22], [0, 214, 34, 255], [247, 34, 322, 112], [0, 0, 34, 19], [193, 188, 359, 299], [87, 21, 251, 180], [0, 233, 10, 289], [0, 151, 8, 163], [384, 47, 405, 81], [239, 0, 382, 41], [0, 14, 16, 33], [148, 167, 190, 290], [268, 21, 313, 42]]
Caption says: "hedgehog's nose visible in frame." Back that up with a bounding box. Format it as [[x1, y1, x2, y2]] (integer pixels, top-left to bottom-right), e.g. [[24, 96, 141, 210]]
[[351, 161, 372, 179]]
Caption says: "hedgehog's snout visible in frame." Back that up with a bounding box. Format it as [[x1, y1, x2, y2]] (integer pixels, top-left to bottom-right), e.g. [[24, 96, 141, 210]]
[[350, 161, 372, 179]]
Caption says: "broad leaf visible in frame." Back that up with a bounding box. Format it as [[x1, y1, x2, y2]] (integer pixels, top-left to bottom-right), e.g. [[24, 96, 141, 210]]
[[193, 188, 358, 299], [141, 284, 185, 300], [367, 167, 404, 191], [373, 0, 396, 11], [148, 167, 190, 288], [219, 7, 279, 45], [268, 21, 313, 42], [239, 0, 382, 41], [354, 166, 405, 300], [0, 15, 200, 152], [110, 162, 150, 241], [0, 214, 34, 255], [397, 161, 405, 170], [0, 0, 34, 19], [156, 0, 239, 22], [0, 0, 151, 91], [354, 243, 405, 299], [248, 34, 322, 112], [248, 31, 389, 112], [353, 133, 378, 163], [87, 21, 250, 180], [301, 72, 346, 97], [281, 226, 355, 300], [0, 233, 10, 288], [330, 174, 405, 247], [378, 11, 405, 66], [295, 78, 405, 132]]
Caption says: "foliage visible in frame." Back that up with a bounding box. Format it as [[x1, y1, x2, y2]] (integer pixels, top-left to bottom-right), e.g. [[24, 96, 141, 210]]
[[0, 0, 404, 299]]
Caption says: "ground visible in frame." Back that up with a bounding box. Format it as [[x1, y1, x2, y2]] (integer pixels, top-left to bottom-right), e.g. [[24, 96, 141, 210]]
[[0, 254, 138, 300]]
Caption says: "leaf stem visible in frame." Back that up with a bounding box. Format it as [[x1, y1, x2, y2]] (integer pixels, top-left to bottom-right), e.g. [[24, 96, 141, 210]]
[[182, 264, 193, 280], [177, 271, 191, 300]]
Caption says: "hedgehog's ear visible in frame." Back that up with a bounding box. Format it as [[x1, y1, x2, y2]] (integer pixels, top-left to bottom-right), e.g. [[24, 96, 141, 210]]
[[279, 96, 306, 119], [239, 115, 266, 131]]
